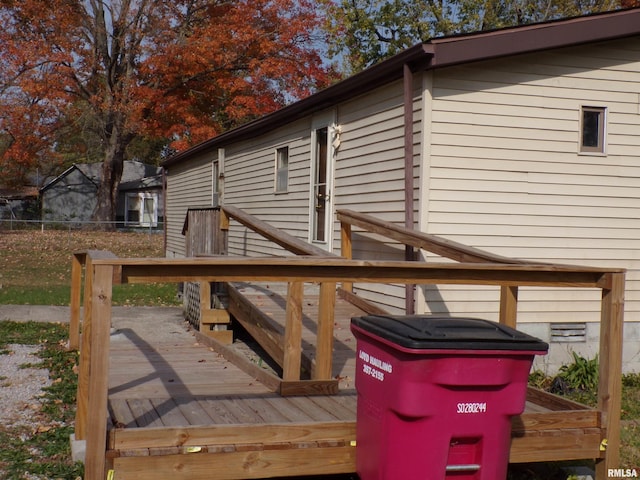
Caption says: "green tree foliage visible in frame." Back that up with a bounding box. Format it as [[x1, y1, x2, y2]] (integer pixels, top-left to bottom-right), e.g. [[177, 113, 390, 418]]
[[324, 0, 623, 73]]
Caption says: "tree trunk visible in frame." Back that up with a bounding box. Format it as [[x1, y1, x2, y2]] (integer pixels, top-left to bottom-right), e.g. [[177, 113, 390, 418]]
[[93, 132, 128, 230]]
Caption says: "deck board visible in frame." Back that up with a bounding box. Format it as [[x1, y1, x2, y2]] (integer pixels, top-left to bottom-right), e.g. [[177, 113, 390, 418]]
[[177, 399, 217, 425]]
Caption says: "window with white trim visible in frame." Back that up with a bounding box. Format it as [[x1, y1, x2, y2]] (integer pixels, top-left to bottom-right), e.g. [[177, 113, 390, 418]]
[[125, 192, 158, 227], [275, 146, 289, 193], [580, 106, 606, 154]]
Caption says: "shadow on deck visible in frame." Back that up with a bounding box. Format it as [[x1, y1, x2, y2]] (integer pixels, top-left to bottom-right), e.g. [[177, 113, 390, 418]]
[[103, 285, 602, 480], [105, 289, 359, 479]]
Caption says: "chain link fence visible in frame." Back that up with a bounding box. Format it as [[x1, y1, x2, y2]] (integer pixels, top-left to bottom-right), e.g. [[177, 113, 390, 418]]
[[0, 218, 164, 232]]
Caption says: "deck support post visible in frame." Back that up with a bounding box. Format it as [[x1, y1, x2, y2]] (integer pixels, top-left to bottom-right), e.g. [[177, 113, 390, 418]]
[[84, 263, 113, 480], [595, 272, 625, 479], [283, 281, 303, 381], [314, 282, 336, 380], [219, 207, 230, 231], [74, 254, 94, 441], [68, 252, 84, 351], [499, 285, 518, 328], [200, 280, 212, 313], [219, 206, 230, 255]]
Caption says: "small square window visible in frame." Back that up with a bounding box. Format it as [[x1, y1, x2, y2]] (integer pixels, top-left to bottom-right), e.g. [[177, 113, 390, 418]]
[[580, 106, 606, 154], [275, 146, 289, 193]]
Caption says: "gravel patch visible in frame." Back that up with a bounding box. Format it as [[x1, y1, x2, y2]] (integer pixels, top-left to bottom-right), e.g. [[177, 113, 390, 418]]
[[0, 344, 52, 428]]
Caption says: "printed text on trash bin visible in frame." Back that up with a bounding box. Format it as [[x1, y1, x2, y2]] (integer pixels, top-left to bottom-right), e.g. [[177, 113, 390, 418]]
[[456, 402, 487, 414], [359, 349, 392, 382]]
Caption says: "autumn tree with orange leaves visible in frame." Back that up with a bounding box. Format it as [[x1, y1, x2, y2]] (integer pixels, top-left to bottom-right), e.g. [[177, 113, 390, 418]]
[[0, 0, 333, 225]]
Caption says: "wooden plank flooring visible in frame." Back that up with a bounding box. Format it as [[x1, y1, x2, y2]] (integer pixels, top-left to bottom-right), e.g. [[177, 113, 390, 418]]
[[107, 286, 359, 431], [107, 284, 600, 472], [108, 284, 564, 430]]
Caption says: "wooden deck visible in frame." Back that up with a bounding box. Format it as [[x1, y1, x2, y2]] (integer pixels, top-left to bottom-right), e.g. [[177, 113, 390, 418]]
[[106, 286, 361, 479], [103, 283, 603, 479], [70, 209, 624, 480]]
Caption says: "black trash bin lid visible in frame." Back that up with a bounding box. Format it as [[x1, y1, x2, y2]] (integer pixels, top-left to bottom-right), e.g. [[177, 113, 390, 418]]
[[351, 315, 549, 351]]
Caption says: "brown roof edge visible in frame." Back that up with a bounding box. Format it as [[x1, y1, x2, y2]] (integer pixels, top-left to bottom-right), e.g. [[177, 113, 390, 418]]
[[428, 7, 640, 68], [162, 43, 433, 167], [163, 8, 640, 168]]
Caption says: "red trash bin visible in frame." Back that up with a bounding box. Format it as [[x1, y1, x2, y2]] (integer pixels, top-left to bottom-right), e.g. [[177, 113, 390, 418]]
[[351, 315, 548, 480]]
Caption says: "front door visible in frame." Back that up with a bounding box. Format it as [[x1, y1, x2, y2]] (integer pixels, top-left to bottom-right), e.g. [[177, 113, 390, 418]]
[[310, 125, 333, 248]]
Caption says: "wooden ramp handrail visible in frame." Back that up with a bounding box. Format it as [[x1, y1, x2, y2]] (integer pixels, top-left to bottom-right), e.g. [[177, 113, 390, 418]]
[[222, 205, 334, 257], [337, 209, 536, 327], [337, 208, 532, 264]]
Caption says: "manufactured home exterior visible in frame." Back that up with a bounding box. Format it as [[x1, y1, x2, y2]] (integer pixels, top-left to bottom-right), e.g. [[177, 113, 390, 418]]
[[164, 9, 640, 372]]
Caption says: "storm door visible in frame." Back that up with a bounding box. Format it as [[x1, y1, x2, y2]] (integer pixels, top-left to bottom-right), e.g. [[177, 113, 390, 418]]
[[310, 125, 333, 248]]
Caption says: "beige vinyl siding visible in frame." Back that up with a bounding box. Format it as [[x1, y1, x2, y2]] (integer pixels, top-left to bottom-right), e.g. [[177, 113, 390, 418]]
[[334, 80, 416, 223], [223, 119, 313, 257], [165, 154, 214, 258], [333, 79, 422, 313], [421, 37, 640, 323], [219, 80, 421, 312]]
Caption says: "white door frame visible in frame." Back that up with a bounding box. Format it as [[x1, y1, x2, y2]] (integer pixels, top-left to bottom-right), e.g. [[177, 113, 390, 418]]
[[309, 110, 337, 250]]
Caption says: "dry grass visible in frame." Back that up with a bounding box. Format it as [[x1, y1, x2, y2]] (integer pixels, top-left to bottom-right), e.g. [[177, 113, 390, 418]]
[[0, 229, 179, 306]]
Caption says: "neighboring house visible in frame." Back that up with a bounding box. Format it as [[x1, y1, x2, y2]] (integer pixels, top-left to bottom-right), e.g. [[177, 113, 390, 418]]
[[40, 160, 163, 228], [117, 174, 164, 228], [163, 9, 640, 372], [0, 186, 39, 224]]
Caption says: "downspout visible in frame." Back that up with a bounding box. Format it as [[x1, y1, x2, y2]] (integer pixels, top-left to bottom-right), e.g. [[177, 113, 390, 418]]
[[162, 167, 167, 253], [403, 63, 415, 314], [216, 147, 225, 207]]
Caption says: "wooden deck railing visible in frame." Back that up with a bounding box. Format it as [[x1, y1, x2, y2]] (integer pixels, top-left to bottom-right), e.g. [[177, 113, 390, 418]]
[[337, 208, 545, 327], [68, 208, 625, 480], [336, 208, 624, 480], [69, 252, 625, 480]]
